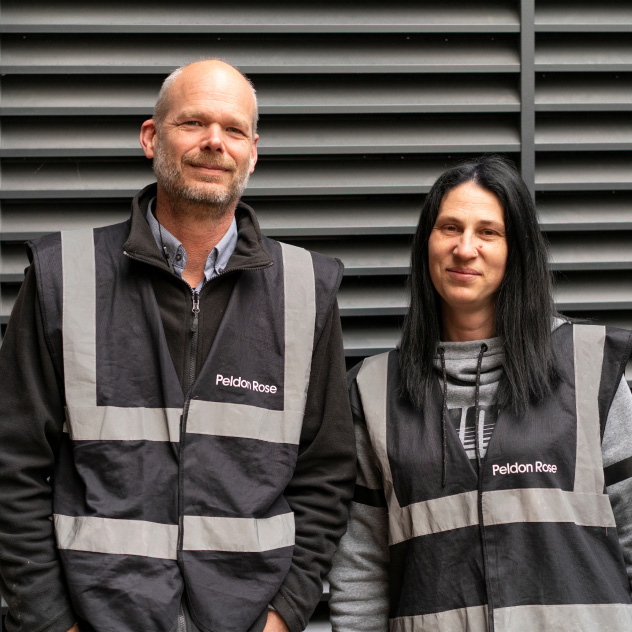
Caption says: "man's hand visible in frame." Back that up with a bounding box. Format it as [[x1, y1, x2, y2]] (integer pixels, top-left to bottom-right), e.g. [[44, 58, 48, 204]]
[[263, 610, 289, 632], [67, 626, 80, 632]]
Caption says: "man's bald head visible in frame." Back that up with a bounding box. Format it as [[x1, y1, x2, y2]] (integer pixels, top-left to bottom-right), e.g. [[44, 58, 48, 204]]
[[153, 59, 259, 134]]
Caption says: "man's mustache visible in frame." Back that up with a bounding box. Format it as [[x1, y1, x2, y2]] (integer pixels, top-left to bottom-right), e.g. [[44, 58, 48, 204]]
[[185, 157, 235, 171]]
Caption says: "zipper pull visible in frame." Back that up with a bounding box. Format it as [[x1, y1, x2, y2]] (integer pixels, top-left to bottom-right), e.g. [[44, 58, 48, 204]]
[[191, 291, 200, 333]]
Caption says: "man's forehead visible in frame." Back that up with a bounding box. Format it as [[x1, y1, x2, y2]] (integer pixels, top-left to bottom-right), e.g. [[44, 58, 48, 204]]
[[167, 66, 256, 115]]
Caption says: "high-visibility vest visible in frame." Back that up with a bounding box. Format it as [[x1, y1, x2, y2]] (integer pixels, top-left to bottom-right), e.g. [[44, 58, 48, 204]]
[[352, 323, 632, 632], [29, 223, 342, 632]]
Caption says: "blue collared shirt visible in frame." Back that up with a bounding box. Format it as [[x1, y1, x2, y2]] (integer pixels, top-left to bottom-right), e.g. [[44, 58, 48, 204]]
[[146, 199, 238, 292]]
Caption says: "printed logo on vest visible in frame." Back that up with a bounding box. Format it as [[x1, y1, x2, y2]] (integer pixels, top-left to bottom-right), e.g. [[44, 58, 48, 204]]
[[492, 461, 557, 476], [216, 373, 278, 394]]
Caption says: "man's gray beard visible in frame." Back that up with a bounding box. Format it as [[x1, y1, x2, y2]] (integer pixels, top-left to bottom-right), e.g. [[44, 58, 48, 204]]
[[152, 148, 250, 217]]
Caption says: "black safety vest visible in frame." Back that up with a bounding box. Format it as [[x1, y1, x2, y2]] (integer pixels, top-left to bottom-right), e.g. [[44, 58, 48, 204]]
[[353, 323, 632, 632], [29, 222, 342, 632]]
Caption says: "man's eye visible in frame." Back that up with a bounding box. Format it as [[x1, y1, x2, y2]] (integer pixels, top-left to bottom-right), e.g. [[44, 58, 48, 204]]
[[227, 127, 244, 135], [184, 121, 201, 126]]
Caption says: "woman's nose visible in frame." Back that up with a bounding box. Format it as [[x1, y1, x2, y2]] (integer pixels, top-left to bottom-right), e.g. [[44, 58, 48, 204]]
[[453, 231, 479, 259]]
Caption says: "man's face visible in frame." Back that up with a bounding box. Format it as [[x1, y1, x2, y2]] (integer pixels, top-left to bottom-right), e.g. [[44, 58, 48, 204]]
[[141, 61, 258, 212]]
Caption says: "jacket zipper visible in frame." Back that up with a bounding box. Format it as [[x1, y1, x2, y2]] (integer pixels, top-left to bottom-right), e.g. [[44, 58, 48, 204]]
[[178, 291, 200, 551], [121, 252, 273, 616], [188, 290, 200, 393]]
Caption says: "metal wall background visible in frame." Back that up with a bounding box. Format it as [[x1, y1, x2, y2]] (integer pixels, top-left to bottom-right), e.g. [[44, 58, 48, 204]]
[[1, 0, 631, 625]]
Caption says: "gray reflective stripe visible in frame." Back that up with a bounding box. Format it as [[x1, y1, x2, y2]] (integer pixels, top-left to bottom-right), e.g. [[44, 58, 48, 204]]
[[573, 325, 607, 494], [280, 243, 315, 416], [389, 491, 478, 546], [53, 513, 295, 558], [494, 603, 632, 632], [182, 513, 294, 553], [391, 605, 488, 632], [482, 487, 616, 528], [61, 229, 97, 407], [355, 353, 393, 486], [64, 405, 182, 442], [54, 514, 178, 560], [355, 354, 478, 546], [186, 400, 302, 445]]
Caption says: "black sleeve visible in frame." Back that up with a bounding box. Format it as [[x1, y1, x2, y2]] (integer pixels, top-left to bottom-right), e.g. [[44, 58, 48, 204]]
[[271, 302, 356, 632], [0, 266, 77, 632]]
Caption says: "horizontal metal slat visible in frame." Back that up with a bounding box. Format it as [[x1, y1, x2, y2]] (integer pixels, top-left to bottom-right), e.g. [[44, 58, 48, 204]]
[[0, 202, 130, 240], [535, 2, 632, 32], [259, 115, 519, 154], [0, 115, 520, 158], [1, 157, 488, 199], [536, 153, 632, 190], [553, 272, 632, 311], [256, 197, 420, 237], [535, 113, 632, 151], [295, 239, 411, 276], [1, 34, 520, 74], [2, 0, 520, 34], [343, 324, 401, 356], [536, 193, 632, 231], [1, 74, 520, 116], [535, 73, 632, 112], [535, 34, 632, 72], [547, 233, 632, 270], [338, 279, 407, 317]]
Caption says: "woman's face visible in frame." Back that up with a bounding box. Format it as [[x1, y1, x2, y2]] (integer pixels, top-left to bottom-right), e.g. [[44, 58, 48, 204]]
[[428, 180, 508, 321]]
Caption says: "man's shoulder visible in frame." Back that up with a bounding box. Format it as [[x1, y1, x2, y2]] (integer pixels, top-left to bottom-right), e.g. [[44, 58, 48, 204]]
[[29, 220, 131, 252], [27, 221, 132, 282], [265, 236, 343, 276]]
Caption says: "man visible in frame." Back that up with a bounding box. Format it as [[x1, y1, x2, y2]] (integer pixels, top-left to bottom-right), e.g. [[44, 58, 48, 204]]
[[0, 60, 355, 632]]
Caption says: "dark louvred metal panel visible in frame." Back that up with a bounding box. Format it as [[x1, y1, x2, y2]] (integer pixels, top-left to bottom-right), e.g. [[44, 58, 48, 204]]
[[0, 1, 630, 623], [533, 0, 632, 385]]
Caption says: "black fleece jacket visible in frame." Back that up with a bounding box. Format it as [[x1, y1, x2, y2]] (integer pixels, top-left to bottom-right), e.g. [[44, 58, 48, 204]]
[[0, 184, 356, 632]]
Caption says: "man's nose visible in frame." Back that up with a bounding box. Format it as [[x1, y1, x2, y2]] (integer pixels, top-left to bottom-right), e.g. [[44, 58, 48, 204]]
[[200, 124, 224, 152]]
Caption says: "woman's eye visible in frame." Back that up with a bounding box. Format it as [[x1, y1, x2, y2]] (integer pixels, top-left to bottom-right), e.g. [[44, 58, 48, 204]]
[[481, 229, 502, 238]]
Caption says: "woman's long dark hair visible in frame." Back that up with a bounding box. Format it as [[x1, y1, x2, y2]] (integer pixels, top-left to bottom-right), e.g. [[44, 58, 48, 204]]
[[399, 155, 559, 416]]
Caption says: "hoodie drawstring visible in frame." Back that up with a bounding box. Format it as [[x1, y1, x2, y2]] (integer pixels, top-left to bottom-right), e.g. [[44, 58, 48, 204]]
[[474, 342, 489, 471], [438, 347, 448, 486], [439, 342, 489, 487]]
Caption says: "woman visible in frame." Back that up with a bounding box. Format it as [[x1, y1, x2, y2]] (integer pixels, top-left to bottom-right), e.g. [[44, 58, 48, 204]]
[[329, 156, 632, 632]]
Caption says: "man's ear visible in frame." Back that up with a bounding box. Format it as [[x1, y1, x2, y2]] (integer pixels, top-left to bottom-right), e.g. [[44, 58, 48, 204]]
[[140, 119, 158, 159], [249, 134, 259, 174]]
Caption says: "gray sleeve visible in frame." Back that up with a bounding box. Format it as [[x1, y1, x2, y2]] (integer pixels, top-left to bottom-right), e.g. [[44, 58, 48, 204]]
[[603, 376, 632, 590], [328, 407, 390, 632]]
